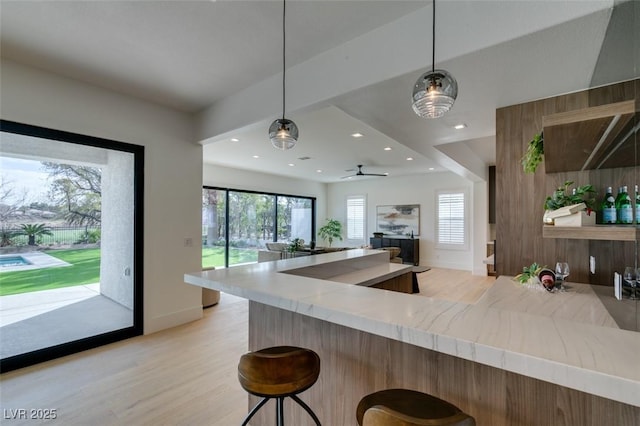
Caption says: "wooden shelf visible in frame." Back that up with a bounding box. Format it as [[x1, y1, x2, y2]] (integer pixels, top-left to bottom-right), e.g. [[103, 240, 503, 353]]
[[542, 100, 636, 172], [542, 225, 639, 241]]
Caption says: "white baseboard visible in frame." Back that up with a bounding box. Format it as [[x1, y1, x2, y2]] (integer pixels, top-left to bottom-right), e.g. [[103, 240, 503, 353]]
[[144, 305, 203, 335]]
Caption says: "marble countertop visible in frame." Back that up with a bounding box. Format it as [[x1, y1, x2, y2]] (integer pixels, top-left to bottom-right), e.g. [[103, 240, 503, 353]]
[[184, 249, 640, 407]]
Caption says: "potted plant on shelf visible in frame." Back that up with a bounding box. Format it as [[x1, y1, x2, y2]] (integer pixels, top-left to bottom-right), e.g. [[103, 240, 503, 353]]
[[543, 181, 596, 226], [318, 219, 342, 248]]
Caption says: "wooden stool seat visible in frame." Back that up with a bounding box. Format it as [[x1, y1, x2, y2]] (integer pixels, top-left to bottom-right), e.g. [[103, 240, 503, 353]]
[[357, 389, 475, 426], [238, 346, 321, 426]]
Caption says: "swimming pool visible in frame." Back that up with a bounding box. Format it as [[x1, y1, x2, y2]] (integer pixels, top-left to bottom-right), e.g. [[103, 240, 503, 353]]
[[0, 252, 70, 272], [0, 256, 31, 268]]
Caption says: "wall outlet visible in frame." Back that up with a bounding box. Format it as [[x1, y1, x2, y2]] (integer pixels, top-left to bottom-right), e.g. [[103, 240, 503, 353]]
[[589, 256, 596, 274]]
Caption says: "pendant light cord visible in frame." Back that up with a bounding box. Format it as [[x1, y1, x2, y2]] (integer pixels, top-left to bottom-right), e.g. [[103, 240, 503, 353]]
[[432, 0, 436, 73], [282, 0, 287, 120]]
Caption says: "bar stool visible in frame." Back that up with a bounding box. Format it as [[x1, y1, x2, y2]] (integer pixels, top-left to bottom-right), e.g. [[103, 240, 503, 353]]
[[238, 346, 321, 426], [356, 389, 475, 426]]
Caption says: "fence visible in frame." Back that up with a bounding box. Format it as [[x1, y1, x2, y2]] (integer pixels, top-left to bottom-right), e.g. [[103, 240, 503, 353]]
[[3, 225, 101, 247]]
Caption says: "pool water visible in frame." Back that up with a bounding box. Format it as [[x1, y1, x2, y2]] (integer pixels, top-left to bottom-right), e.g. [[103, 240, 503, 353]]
[[0, 256, 30, 267]]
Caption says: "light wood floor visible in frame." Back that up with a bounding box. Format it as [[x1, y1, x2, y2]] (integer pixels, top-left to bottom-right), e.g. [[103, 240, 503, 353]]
[[0, 268, 494, 425]]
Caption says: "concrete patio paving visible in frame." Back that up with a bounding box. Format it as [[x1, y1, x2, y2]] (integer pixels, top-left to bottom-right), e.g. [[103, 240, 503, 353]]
[[0, 284, 132, 359]]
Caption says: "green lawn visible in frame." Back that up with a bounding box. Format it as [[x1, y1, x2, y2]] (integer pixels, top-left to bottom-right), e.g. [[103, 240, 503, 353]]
[[0, 249, 101, 296], [202, 246, 258, 269], [0, 246, 258, 296]]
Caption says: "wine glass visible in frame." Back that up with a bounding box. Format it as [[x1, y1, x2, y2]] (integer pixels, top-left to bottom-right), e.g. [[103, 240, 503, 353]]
[[623, 267, 637, 300], [555, 262, 570, 291]]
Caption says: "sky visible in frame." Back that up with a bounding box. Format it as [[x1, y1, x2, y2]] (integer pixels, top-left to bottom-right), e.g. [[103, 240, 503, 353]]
[[0, 156, 51, 204]]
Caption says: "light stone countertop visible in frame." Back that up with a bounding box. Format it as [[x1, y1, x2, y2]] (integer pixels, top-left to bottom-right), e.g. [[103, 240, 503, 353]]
[[184, 249, 640, 407]]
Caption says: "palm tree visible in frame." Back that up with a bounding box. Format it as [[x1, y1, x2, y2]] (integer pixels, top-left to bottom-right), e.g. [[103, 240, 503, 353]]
[[0, 227, 17, 247], [18, 223, 53, 246]]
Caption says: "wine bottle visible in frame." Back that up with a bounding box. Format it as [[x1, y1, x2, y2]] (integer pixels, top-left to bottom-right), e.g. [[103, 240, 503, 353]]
[[616, 185, 633, 224], [602, 187, 616, 224]]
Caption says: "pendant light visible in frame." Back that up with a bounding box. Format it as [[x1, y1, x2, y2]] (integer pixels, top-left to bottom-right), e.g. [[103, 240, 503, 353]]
[[269, 0, 299, 150], [411, 0, 457, 119]]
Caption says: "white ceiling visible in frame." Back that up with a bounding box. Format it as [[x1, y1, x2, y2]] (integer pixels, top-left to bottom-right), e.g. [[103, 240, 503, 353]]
[[1, 0, 632, 183]]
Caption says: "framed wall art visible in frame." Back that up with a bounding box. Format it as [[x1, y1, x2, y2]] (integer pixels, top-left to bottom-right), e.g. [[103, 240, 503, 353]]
[[376, 204, 420, 236]]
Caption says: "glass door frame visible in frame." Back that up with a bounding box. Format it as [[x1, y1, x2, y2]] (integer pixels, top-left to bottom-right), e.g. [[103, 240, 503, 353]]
[[0, 119, 144, 373], [203, 186, 316, 269]]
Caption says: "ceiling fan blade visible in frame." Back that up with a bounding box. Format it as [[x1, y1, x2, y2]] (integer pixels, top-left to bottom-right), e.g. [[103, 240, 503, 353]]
[[341, 165, 387, 178]]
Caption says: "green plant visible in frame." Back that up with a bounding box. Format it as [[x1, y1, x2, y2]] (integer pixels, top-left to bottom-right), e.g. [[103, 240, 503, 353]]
[[521, 132, 544, 174], [75, 229, 101, 244], [514, 262, 543, 284], [0, 227, 17, 247], [17, 223, 53, 246], [544, 181, 596, 211], [318, 219, 342, 247], [288, 238, 304, 253]]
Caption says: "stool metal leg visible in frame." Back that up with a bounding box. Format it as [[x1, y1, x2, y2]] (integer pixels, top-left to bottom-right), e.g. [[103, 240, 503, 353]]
[[276, 397, 285, 426], [241, 397, 270, 426], [290, 394, 321, 426]]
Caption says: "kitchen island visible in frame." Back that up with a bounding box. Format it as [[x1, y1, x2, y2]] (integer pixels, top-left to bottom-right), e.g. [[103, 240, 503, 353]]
[[184, 249, 640, 425]]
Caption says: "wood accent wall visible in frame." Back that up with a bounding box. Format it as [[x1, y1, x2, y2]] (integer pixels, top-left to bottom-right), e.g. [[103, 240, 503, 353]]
[[496, 79, 638, 284], [247, 302, 640, 426]]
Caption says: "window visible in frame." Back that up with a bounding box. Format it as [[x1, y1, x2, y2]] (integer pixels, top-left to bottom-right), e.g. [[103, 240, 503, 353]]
[[202, 187, 315, 268], [346, 195, 366, 243], [436, 190, 467, 249]]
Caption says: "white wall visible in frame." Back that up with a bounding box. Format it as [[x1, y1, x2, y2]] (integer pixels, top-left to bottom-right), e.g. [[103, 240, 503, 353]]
[[203, 163, 327, 221], [327, 172, 488, 273], [1, 60, 204, 334]]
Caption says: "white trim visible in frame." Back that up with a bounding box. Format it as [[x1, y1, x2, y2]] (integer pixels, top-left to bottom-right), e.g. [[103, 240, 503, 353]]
[[345, 194, 366, 246], [435, 188, 469, 251]]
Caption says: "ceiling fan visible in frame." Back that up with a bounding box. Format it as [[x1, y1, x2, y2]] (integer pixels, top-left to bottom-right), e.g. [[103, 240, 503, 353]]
[[341, 165, 387, 179]]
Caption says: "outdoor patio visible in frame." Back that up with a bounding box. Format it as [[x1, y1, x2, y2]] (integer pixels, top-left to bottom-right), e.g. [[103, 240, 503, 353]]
[[0, 284, 132, 359]]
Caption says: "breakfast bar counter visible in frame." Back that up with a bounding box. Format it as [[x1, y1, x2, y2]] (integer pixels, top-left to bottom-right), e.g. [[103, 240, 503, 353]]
[[184, 249, 640, 425]]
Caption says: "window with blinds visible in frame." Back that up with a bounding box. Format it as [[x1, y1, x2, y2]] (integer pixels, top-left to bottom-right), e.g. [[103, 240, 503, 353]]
[[346, 195, 366, 242], [436, 190, 467, 249]]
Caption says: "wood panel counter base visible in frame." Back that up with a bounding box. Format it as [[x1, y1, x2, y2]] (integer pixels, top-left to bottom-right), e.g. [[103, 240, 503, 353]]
[[248, 302, 640, 426]]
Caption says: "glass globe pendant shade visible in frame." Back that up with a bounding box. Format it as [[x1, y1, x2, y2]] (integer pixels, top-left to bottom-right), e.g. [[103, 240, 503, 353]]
[[269, 118, 299, 150], [411, 69, 458, 119]]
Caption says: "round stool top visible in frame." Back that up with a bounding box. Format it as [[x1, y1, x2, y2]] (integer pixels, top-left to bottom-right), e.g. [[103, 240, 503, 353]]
[[238, 346, 320, 398], [357, 389, 475, 426]]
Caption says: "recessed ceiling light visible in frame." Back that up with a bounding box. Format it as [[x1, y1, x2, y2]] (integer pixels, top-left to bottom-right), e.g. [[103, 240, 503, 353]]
[[288, 163, 295, 167], [384, 147, 392, 151], [351, 132, 364, 138], [316, 169, 323, 173], [428, 167, 435, 171], [253, 155, 260, 159], [231, 138, 240, 142], [454, 123, 467, 130], [384, 172, 389, 176], [406, 157, 413, 161]]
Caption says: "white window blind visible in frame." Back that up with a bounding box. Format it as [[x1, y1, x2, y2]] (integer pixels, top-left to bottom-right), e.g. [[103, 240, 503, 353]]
[[437, 191, 466, 247], [346, 195, 366, 241]]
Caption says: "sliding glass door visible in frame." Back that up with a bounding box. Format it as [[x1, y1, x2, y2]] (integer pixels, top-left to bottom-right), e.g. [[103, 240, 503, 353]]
[[0, 120, 143, 372], [202, 187, 315, 268]]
